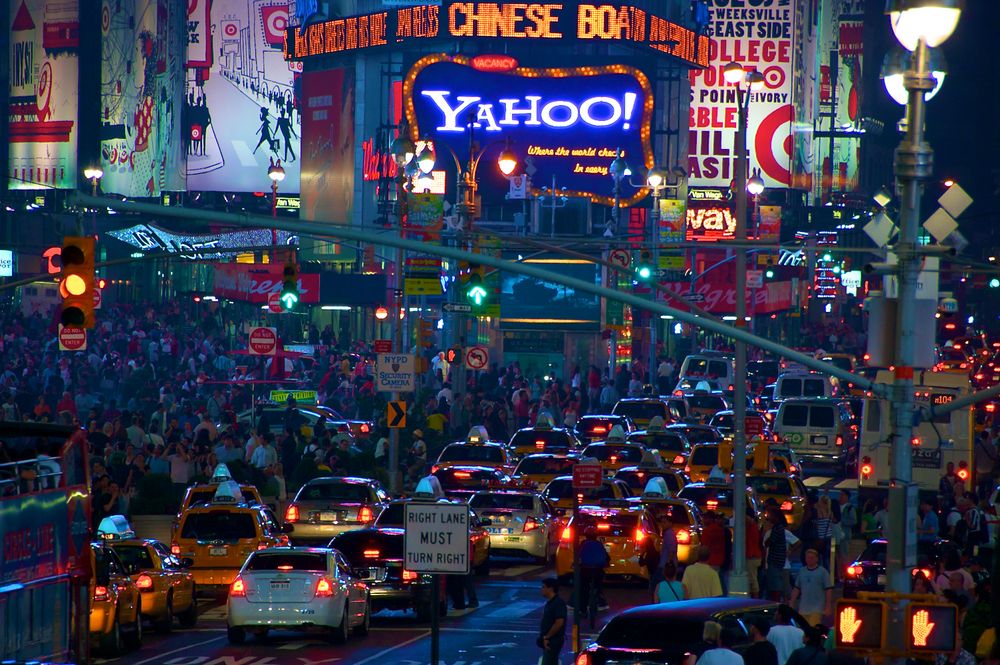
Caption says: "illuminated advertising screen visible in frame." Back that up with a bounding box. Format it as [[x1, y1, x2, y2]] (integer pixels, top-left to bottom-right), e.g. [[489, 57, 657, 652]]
[[8, 0, 79, 189], [686, 206, 735, 241], [500, 262, 601, 331], [185, 0, 301, 193], [285, 3, 710, 69], [100, 0, 186, 196], [687, 0, 794, 188], [405, 54, 653, 206]]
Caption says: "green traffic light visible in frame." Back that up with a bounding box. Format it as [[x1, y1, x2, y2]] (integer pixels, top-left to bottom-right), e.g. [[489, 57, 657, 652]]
[[636, 265, 653, 281], [822, 253, 832, 262], [765, 269, 775, 279], [990, 278, 1000, 289], [467, 284, 488, 306], [280, 289, 299, 310]]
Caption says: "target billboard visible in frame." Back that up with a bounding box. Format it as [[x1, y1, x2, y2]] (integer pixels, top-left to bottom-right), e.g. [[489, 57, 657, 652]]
[[687, 0, 795, 189]]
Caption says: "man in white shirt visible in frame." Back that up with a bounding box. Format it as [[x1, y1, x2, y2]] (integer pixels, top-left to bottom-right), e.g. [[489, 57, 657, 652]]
[[766, 605, 804, 665], [696, 627, 745, 665], [250, 434, 278, 469]]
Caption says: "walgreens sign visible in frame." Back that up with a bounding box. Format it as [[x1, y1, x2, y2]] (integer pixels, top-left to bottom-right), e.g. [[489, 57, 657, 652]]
[[214, 264, 320, 303]]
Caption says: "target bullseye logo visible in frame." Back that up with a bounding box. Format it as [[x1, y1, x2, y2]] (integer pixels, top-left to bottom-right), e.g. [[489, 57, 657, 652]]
[[223, 21, 239, 38], [754, 104, 794, 185]]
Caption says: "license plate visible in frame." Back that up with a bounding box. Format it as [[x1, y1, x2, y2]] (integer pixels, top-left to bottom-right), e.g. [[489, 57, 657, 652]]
[[487, 527, 511, 535], [504, 536, 523, 542], [813, 435, 828, 445], [877, 574, 887, 585], [320, 511, 337, 522], [270, 581, 290, 590], [210, 546, 227, 556]]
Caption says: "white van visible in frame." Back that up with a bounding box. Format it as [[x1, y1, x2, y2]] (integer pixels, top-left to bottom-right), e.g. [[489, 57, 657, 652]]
[[773, 372, 838, 402], [773, 398, 856, 472], [677, 352, 735, 391]]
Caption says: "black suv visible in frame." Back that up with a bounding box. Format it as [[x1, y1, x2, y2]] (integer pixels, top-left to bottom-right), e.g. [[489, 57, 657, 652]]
[[843, 538, 960, 597]]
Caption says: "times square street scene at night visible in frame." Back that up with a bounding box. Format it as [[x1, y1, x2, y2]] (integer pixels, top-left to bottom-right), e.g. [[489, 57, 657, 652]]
[[3, 0, 1000, 664]]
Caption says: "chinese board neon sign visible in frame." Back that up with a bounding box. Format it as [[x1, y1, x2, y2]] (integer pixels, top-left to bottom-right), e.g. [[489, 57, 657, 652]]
[[404, 54, 653, 206]]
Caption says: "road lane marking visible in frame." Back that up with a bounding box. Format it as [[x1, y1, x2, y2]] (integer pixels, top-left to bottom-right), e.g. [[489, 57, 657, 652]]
[[349, 631, 431, 665], [483, 600, 537, 618], [126, 635, 226, 665], [440, 628, 536, 634]]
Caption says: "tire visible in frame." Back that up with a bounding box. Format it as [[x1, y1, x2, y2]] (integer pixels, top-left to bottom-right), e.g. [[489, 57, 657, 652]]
[[329, 602, 350, 644], [123, 599, 143, 650], [154, 594, 174, 633], [227, 626, 246, 644], [354, 597, 371, 636], [99, 612, 124, 657], [178, 589, 198, 628]]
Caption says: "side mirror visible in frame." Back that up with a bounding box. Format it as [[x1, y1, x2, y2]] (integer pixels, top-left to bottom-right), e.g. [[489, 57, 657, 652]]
[[180, 558, 195, 568]]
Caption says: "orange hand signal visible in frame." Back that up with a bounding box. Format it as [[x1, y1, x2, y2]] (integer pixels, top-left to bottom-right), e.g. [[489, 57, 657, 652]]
[[839, 606, 863, 643], [912, 609, 936, 647]]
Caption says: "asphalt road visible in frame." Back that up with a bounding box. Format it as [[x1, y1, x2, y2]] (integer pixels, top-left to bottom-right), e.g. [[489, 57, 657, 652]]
[[107, 558, 653, 665]]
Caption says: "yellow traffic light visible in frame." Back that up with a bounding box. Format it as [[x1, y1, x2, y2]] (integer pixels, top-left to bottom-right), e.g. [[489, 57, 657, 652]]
[[907, 602, 957, 654], [834, 599, 886, 651], [60, 236, 95, 328]]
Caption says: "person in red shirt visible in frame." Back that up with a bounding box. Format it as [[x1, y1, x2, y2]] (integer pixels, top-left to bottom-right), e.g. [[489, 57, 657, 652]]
[[701, 512, 726, 570], [56, 391, 77, 417]]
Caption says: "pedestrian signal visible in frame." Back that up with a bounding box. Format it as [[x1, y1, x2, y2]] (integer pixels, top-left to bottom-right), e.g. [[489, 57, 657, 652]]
[[834, 599, 885, 651], [446, 347, 461, 364], [907, 603, 957, 653]]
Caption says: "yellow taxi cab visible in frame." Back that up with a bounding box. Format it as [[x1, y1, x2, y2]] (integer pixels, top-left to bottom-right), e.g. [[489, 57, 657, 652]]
[[745, 473, 809, 530], [512, 453, 578, 489], [626, 416, 691, 466], [98, 515, 198, 631], [676, 479, 764, 528], [581, 442, 649, 476], [507, 415, 581, 459], [629, 477, 703, 565], [747, 439, 802, 476], [90, 540, 143, 655], [613, 465, 689, 496], [555, 499, 661, 581], [684, 442, 730, 483], [541, 474, 632, 512], [172, 464, 266, 540], [611, 398, 673, 429], [172, 481, 291, 589], [431, 426, 511, 474]]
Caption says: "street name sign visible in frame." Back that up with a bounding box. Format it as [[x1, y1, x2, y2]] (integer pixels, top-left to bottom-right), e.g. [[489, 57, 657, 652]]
[[404, 502, 471, 574], [442, 302, 473, 313]]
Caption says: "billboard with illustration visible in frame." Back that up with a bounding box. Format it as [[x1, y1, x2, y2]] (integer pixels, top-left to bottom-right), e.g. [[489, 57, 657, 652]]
[[100, 0, 186, 196], [405, 54, 654, 207], [8, 0, 79, 189], [184, 0, 300, 192]]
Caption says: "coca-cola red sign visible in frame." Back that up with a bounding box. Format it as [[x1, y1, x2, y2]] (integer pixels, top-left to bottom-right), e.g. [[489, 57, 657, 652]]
[[661, 277, 793, 315], [214, 264, 320, 303]]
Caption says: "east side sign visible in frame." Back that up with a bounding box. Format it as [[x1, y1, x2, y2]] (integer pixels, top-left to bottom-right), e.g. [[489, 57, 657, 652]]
[[405, 55, 653, 206], [285, 2, 710, 68]]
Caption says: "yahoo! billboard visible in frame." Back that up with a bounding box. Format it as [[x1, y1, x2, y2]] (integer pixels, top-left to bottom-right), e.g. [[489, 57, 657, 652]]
[[404, 54, 654, 206]]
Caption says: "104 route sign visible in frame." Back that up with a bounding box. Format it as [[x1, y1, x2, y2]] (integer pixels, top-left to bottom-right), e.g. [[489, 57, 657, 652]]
[[404, 502, 471, 574]]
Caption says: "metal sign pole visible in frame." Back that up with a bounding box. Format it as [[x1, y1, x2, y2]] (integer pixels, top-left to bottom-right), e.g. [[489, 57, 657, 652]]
[[431, 573, 440, 665], [572, 489, 581, 657]]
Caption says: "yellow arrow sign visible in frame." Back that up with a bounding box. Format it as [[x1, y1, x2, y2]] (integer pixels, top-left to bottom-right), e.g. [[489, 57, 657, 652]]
[[388, 401, 406, 428]]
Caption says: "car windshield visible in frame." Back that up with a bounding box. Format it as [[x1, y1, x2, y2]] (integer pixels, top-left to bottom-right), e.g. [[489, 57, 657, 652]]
[[613, 402, 668, 421], [582, 445, 644, 462], [645, 502, 696, 527], [688, 395, 726, 410], [247, 552, 328, 571], [803, 379, 827, 396], [577, 419, 620, 435], [514, 457, 576, 475], [678, 486, 754, 514], [616, 470, 683, 494], [374, 503, 406, 527], [690, 447, 718, 465], [823, 357, 853, 372], [685, 359, 730, 378], [439, 445, 505, 463], [748, 476, 792, 495], [331, 531, 405, 562], [510, 431, 571, 451], [180, 511, 257, 541], [470, 494, 536, 511], [778, 379, 803, 397], [576, 511, 640, 531], [544, 479, 616, 501], [298, 482, 373, 502], [673, 427, 720, 444], [858, 542, 887, 563], [629, 433, 686, 452], [111, 545, 154, 571], [436, 468, 501, 484], [598, 615, 705, 649]]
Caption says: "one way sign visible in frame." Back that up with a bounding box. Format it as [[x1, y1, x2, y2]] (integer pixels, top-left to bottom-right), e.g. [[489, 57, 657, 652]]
[[388, 401, 406, 429]]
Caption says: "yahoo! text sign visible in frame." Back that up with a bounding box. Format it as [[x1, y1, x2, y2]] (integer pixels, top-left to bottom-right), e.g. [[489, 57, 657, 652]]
[[404, 54, 654, 206]]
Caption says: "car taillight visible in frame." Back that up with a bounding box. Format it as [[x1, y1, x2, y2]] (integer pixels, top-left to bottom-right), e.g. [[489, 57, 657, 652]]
[[358, 506, 373, 522], [363, 549, 380, 559], [135, 574, 153, 590], [676, 528, 691, 544], [360, 423, 370, 433], [684, 465, 691, 473], [230, 577, 246, 597], [257, 541, 272, 551], [523, 518, 539, 532], [285, 505, 300, 523], [597, 523, 611, 531], [707, 499, 718, 510], [673, 455, 685, 465], [94, 585, 110, 601], [911, 437, 921, 447], [860, 458, 873, 477], [836, 435, 843, 447], [170, 544, 180, 556], [635, 527, 646, 543], [787, 465, 798, 473], [780, 501, 793, 512], [560, 526, 573, 542], [845, 566, 860, 577], [536, 440, 546, 450], [454, 471, 471, 479], [609, 455, 618, 464], [402, 569, 419, 582], [431, 465, 440, 474], [315, 578, 334, 597], [576, 652, 591, 665]]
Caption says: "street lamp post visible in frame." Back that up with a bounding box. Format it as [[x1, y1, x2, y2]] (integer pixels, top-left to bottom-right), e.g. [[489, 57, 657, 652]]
[[646, 167, 667, 384], [722, 61, 764, 596], [747, 171, 765, 336], [884, 0, 961, 656], [267, 158, 286, 259], [82, 166, 104, 236]]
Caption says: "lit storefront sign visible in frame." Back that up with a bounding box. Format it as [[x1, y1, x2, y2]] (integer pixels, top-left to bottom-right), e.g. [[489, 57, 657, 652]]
[[284, 3, 709, 68], [404, 54, 654, 206], [0, 250, 14, 277], [108, 224, 297, 260]]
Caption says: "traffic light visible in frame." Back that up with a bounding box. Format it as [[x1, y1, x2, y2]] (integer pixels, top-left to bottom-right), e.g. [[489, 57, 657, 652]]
[[446, 346, 462, 364], [60, 236, 95, 328], [765, 268, 776, 279], [418, 319, 433, 348], [466, 274, 488, 307], [907, 602, 958, 653], [990, 278, 1000, 288], [280, 261, 299, 310], [834, 599, 886, 651], [636, 249, 653, 281]]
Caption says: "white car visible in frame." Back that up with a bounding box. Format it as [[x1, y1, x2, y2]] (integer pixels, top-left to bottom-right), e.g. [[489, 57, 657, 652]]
[[227, 547, 370, 644], [468, 490, 563, 563]]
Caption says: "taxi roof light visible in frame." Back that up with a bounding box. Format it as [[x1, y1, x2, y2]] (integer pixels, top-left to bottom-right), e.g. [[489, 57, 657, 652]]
[[414, 475, 445, 499], [535, 413, 555, 430], [213, 480, 245, 503], [211, 463, 233, 483], [647, 416, 666, 432], [97, 515, 136, 540], [642, 477, 671, 499], [467, 425, 490, 443]]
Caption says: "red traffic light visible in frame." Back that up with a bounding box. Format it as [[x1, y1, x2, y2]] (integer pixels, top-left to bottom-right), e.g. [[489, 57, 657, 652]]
[[907, 603, 957, 653], [834, 599, 885, 651]]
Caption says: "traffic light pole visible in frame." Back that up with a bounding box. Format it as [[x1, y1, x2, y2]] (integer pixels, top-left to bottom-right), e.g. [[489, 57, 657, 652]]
[[886, 39, 935, 657]]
